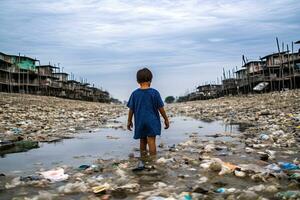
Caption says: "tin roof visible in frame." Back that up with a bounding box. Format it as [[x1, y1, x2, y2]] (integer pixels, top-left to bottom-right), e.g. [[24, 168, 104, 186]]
[[261, 51, 288, 59], [36, 65, 59, 69], [0, 52, 39, 61]]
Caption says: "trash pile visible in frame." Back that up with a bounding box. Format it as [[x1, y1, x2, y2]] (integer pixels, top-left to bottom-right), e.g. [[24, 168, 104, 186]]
[[0, 90, 299, 199], [1, 132, 300, 199], [0, 93, 126, 144]]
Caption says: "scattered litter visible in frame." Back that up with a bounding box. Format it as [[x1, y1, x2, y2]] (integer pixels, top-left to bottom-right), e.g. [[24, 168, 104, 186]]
[[92, 183, 110, 194], [40, 168, 69, 182], [106, 135, 120, 140]]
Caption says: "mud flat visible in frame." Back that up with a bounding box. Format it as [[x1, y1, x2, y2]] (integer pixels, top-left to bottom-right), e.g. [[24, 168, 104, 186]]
[[0, 91, 300, 199], [0, 93, 126, 143]]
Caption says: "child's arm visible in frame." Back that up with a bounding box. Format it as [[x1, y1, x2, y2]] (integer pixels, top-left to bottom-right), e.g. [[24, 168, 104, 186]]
[[127, 109, 134, 131], [158, 107, 169, 129]]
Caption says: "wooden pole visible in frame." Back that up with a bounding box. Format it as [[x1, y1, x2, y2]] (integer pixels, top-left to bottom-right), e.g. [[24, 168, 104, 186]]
[[292, 42, 296, 89], [287, 44, 292, 89], [18, 53, 20, 93], [276, 37, 283, 91], [27, 69, 29, 93]]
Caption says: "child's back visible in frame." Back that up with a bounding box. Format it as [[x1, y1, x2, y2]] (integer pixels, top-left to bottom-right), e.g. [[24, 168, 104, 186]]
[[127, 88, 164, 139], [127, 68, 169, 157]]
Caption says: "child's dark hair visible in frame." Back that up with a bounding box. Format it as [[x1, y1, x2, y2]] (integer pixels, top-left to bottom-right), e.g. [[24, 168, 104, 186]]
[[136, 68, 153, 83]]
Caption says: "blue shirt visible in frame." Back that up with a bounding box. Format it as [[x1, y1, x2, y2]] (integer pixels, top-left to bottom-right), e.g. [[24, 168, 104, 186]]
[[127, 88, 164, 139]]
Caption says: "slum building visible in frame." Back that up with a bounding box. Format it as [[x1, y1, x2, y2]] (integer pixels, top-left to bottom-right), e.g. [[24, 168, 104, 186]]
[[195, 84, 222, 100], [235, 61, 266, 93], [52, 72, 69, 97], [281, 41, 300, 89], [260, 50, 300, 91], [0, 52, 39, 94], [260, 52, 289, 91], [222, 78, 238, 95], [178, 40, 300, 102], [0, 51, 113, 103], [36, 65, 60, 95]]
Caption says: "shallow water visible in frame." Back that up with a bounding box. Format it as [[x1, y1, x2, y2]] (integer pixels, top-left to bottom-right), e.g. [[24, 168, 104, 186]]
[[0, 116, 240, 175]]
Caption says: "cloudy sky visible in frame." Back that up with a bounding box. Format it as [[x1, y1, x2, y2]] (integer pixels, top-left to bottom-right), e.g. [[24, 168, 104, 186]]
[[1, 0, 299, 100]]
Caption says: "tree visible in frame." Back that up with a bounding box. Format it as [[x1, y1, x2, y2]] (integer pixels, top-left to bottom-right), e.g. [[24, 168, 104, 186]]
[[165, 96, 175, 104]]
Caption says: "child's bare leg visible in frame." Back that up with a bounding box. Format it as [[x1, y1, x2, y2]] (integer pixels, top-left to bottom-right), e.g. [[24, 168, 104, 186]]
[[140, 138, 148, 158], [147, 136, 156, 157]]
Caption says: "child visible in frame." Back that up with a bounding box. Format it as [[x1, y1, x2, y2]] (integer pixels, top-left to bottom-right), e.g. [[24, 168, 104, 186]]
[[127, 68, 169, 159]]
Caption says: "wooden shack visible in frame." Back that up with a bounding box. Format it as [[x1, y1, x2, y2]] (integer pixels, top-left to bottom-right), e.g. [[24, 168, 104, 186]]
[[0, 52, 39, 93]]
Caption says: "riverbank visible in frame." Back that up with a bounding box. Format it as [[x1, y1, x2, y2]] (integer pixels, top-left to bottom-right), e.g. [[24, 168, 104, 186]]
[[0, 91, 300, 199], [0, 93, 126, 143]]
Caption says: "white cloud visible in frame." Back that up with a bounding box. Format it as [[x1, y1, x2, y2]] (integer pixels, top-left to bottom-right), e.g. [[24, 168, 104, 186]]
[[0, 0, 299, 100]]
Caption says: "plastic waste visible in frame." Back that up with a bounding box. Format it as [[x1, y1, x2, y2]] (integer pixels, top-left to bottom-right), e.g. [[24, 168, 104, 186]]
[[169, 144, 176, 152], [31, 191, 58, 199], [40, 168, 69, 182], [237, 191, 258, 199], [248, 184, 265, 192], [5, 177, 21, 189], [183, 194, 192, 200], [215, 188, 226, 193], [204, 144, 215, 152], [132, 161, 145, 172], [92, 183, 110, 194], [156, 157, 176, 164], [290, 173, 300, 180], [265, 163, 281, 173], [259, 133, 269, 140], [279, 162, 300, 170], [78, 164, 101, 173], [234, 170, 246, 177], [265, 185, 278, 193], [245, 147, 255, 153], [119, 183, 140, 193], [275, 190, 300, 199], [11, 128, 22, 134], [20, 175, 41, 182], [78, 164, 90, 170], [153, 182, 167, 188], [91, 174, 104, 182], [57, 181, 88, 194]]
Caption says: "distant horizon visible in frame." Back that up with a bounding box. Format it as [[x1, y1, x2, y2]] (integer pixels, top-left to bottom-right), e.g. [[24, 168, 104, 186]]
[[1, 0, 299, 101]]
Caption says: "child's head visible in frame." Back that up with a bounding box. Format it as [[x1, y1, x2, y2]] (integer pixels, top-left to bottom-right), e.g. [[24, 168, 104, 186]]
[[136, 68, 152, 84]]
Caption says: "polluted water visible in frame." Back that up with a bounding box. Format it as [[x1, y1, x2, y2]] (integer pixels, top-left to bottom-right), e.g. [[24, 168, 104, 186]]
[[0, 90, 300, 199]]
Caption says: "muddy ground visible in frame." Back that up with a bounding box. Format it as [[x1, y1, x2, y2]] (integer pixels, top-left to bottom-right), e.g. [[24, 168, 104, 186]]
[[0, 93, 126, 142], [0, 91, 300, 200]]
